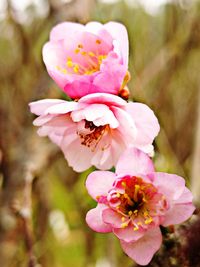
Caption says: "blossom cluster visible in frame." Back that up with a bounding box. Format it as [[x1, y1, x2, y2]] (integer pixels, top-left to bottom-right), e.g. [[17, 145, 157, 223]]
[[29, 21, 195, 265]]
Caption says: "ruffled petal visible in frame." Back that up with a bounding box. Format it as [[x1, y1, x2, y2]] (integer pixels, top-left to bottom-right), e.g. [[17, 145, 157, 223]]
[[102, 208, 123, 228], [79, 93, 126, 107], [61, 136, 93, 172], [50, 22, 84, 41], [116, 148, 155, 176], [113, 225, 145, 242], [86, 204, 112, 233], [29, 99, 65, 116], [162, 203, 195, 226], [120, 227, 162, 266], [104, 22, 129, 68], [125, 102, 160, 147], [86, 171, 116, 200], [151, 172, 185, 200]]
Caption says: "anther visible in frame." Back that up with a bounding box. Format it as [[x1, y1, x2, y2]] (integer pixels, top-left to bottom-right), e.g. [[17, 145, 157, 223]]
[[128, 211, 133, 216], [121, 222, 128, 228], [67, 60, 73, 68], [122, 182, 126, 188], [96, 39, 101, 44]]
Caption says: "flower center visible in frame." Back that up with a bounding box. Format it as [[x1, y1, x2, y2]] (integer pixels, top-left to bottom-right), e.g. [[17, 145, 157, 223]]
[[77, 121, 109, 152], [56, 40, 107, 75], [107, 176, 167, 231]]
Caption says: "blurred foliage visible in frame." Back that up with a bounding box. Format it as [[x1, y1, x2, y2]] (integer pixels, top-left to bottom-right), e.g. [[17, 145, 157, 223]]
[[0, 0, 200, 266]]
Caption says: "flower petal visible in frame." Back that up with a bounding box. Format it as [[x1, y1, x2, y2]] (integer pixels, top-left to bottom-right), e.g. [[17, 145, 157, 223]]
[[113, 225, 145, 242], [86, 171, 116, 200], [102, 208, 123, 228], [125, 102, 160, 146], [61, 137, 93, 172], [104, 22, 129, 67], [116, 148, 155, 176], [162, 203, 195, 226], [50, 22, 84, 41], [86, 204, 112, 233], [175, 187, 194, 204], [120, 227, 162, 266], [29, 99, 65, 116], [79, 93, 126, 107], [151, 172, 185, 200], [45, 101, 78, 115]]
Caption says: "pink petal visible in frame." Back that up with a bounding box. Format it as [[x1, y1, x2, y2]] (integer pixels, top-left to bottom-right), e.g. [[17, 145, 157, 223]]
[[29, 99, 65, 116], [64, 80, 100, 99], [110, 131, 126, 162], [102, 208, 123, 228], [104, 22, 129, 68], [93, 53, 127, 95], [61, 136, 93, 172], [175, 187, 194, 204], [85, 22, 113, 46], [33, 114, 54, 126], [86, 204, 112, 233], [85, 21, 104, 34], [90, 135, 114, 170], [49, 22, 84, 41], [162, 203, 195, 226], [125, 102, 160, 146], [71, 103, 119, 128], [120, 227, 162, 266], [113, 225, 145, 242], [44, 101, 78, 115], [79, 93, 126, 107], [86, 171, 116, 200], [116, 148, 155, 176], [112, 106, 137, 144], [151, 173, 185, 200]]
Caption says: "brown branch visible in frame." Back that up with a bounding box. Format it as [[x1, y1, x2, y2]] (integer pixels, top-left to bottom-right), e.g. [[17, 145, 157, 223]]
[[12, 169, 38, 267]]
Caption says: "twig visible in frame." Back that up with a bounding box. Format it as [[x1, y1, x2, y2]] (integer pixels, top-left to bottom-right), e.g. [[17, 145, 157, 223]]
[[12, 169, 38, 267]]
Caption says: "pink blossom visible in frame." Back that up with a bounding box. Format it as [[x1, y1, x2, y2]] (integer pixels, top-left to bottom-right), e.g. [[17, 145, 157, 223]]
[[86, 148, 195, 265], [29, 93, 159, 172], [42, 21, 129, 99]]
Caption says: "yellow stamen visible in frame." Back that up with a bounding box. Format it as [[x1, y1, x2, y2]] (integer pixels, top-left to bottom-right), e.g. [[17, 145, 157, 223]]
[[96, 39, 101, 44], [67, 60, 73, 68], [128, 211, 133, 216], [78, 44, 83, 48], [133, 185, 140, 202], [121, 217, 125, 222], [61, 68, 67, 74], [122, 182, 126, 188], [88, 51, 95, 57], [124, 193, 134, 205], [143, 210, 149, 217], [121, 222, 128, 228], [142, 197, 147, 203], [145, 218, 153, 225], [73, 64, 79, 73], [74, 48, 80, 54]]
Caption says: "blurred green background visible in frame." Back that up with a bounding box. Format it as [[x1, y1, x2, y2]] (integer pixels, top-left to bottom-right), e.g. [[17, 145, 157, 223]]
[[0, 0, 200, 266]]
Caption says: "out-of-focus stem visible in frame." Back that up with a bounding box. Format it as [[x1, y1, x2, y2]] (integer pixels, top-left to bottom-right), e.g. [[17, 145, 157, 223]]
[[191, 87, 200, 204], [13, 169, 38, 267]]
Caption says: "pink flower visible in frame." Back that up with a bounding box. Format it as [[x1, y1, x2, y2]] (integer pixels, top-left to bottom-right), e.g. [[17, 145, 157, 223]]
[[86, 148, 195, 265], [43, 21, 129, 99], [29, 93, 159, 172]]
